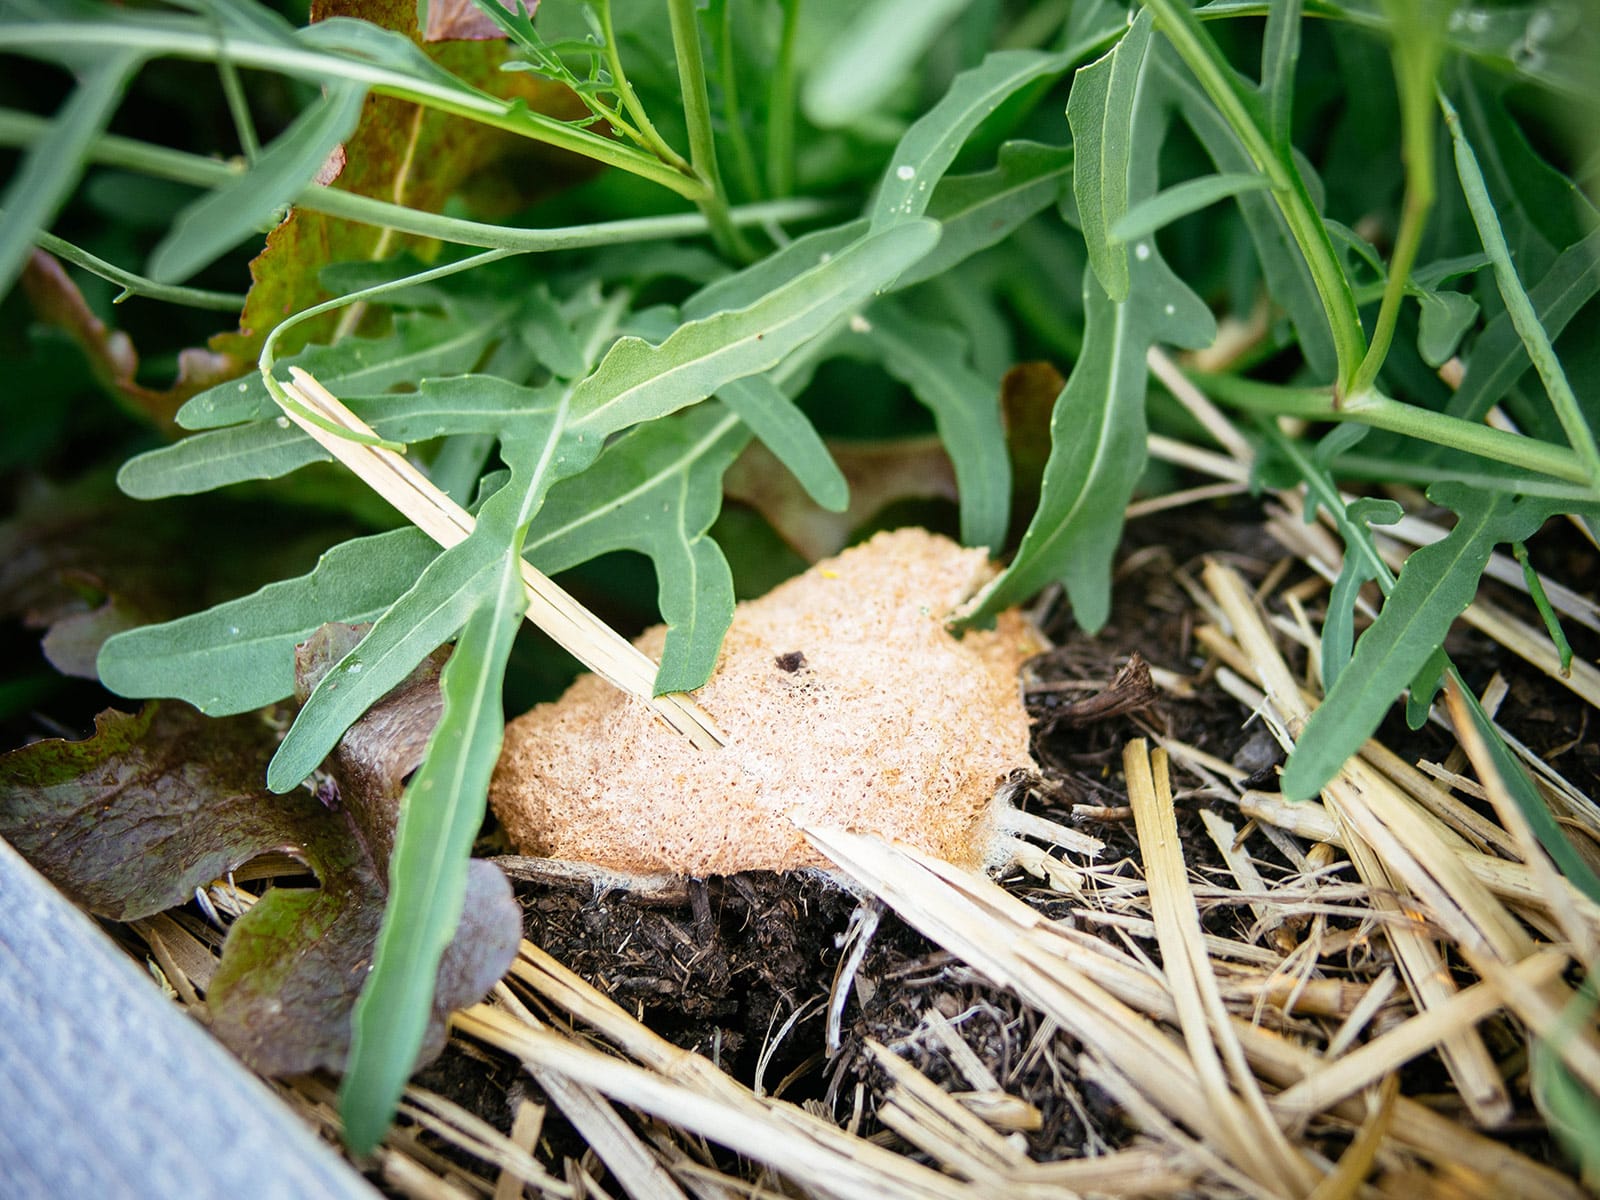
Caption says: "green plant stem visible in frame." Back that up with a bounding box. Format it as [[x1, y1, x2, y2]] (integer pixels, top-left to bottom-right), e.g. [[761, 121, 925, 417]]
[[7, 19, 708, 201], [204, 6, 260, 162], [0, 107, 841, 253], [1140, 0, 1367, 392], [1441, 90, 1600, 494], [259, 247, 516, 451], [716, 0, 762, 202], [1512, 541, 1574, 674], [30, 226, 246, 310], [1266, 422, 1397, 590], [765, 0, 801, 198], [1194, 370, 1589, 484], [1327, 454, 1600, 503], [594, 0, 691, 173], [1349, 0, 1443, 395], [666, 0, 753, 260]]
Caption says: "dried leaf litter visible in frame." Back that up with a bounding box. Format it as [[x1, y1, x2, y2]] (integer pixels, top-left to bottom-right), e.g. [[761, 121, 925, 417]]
[[490, 528, 1044, 876]]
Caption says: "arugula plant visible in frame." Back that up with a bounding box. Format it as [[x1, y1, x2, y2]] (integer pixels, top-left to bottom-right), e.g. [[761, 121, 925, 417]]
[[2, 0, 1597, 1152]]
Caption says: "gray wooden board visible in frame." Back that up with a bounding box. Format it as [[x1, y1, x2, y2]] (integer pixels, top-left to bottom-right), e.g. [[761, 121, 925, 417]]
[[0, 835, 381, 1199]]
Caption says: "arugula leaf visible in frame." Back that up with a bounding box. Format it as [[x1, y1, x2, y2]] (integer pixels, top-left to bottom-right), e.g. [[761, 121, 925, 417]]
[[570, 221, 939, 438], [340, 534, 526, 1155], [870, 48, 1074, 231], [1282, 485, 1583, 800], [1321, 496, 1404, 690], [178, 310, 505, 430], [527, 403, 748, 693], [1068, 10, 1154, 303], [123, 374, 553, 498], [0, 47, 142, 299], [1449, 230, 1600, 421], [843, 302, 1011, 552], [148, 81, 369, 284], [266, 436, 569, 791], [96, 528, 438, 716], [963, 250, 1214, 631], [802, 0, 968, 129], [1111, 173, 1273, 244], [718, 375, 847, 513], [1155, 50, 1338, 380], [897, 140, 1075, 289]]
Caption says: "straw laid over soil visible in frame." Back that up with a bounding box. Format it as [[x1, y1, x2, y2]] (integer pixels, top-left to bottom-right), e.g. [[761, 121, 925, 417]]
[[122, 384, 1598, 1197]]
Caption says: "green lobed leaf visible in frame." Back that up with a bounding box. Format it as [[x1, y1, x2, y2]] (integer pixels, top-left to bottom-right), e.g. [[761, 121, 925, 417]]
[[180, 308, 504, 430], [718, 375, 848, 513], [123, 374, 556, 498], [1321, 496, 1403, 690], [519, 284, 591, 380], [569, 220, 940, 439], [680, 220, 866, 322], [0, 47, 142, 300], [801, 0, 968, 129], [688, 142, 1073, 314], [963, 248, 1215, 631], [1449, 227, 1600, 423], [1281, 484, 1579, 800], [870, 48, 1074, 231], [96, 528, 438, 715], [339, 533, 526, 1154], [897, 140, 1075, 289], [525, 403, 748, 693], [1111, 172, 1273, 244], [844, 302, 1011, 552], [1068, 10, 1154, 303], [1154, 50, 1339, 381], [266, 378, 578, 792], [147, 81, 370, 285]]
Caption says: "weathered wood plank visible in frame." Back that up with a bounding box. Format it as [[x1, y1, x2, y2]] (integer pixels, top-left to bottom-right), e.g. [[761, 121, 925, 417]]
[[0, 835, 379, 1199]]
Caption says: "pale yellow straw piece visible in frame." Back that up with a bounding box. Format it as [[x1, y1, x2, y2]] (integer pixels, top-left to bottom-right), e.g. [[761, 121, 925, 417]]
[[277, 366, 725, 751]]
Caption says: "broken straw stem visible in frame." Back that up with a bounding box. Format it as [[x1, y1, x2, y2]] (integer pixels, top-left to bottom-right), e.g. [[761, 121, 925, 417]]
[[277, 366, 726, 751]]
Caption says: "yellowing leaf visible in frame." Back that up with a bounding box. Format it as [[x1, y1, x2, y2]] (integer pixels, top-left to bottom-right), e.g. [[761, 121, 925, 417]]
[[210, 0, 587, 362]]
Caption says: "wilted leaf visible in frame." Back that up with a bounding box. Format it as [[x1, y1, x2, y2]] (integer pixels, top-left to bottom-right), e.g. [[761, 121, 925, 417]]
[[0, 663, 519, 1075], [0, 475, 254, 681], [21, 251, 236, 433], [209, 0, 587, 362], [423, 0, 536, 42], [725, 435, 958, 562], [1000, 360, 1064, 537]]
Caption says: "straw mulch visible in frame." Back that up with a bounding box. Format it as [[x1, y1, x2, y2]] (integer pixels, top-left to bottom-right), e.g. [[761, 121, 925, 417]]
[[132, 363, 1600, 1199]]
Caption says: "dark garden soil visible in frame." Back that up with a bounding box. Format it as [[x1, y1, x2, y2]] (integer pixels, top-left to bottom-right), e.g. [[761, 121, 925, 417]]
[[380, 501, 1598, 1187]]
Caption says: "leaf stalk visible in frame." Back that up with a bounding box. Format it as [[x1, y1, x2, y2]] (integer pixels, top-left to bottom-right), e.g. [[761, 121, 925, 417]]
[[1140, 0, 1367, 392], [666, 0, 754, 260], [1195, 371, 1590, 485]]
